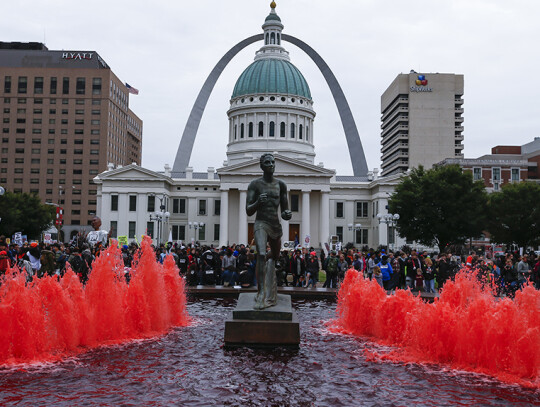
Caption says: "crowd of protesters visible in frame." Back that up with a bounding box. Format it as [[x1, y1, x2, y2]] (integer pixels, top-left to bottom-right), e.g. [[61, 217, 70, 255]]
[[1, 230, 539, 297]]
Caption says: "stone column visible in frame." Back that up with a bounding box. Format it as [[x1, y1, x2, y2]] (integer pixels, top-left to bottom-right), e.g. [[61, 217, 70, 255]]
[[301, 190, 310, 246], [218, 189, 229, 247], [320, 191, 330, 247], [238, 189, 248, 245], [280, 217, 289, 243]]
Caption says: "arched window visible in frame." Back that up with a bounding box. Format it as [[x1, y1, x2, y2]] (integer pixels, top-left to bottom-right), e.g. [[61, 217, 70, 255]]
[[280, 122, 286, 137], [277, 33, 281, 45], [248, 122, 253, 137], [271, 32, 276, 44], [269, 121, 275, 137], [299, 124, 303, 139], [258, 121, 264, 137], [240, 123, 244, 138], [265, 33, 269, 45], [306, 126, 309, 141], [234, 124, 237, 140], [290, 123, 295, 138]]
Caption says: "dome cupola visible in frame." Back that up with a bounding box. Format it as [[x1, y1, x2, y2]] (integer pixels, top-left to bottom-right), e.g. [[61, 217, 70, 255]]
[[226, 2, 316, 167]]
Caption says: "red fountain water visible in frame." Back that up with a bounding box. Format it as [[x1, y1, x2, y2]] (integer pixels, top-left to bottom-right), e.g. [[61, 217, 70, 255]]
[[0, 237, 189, 365], [332, 269, 540, 388]]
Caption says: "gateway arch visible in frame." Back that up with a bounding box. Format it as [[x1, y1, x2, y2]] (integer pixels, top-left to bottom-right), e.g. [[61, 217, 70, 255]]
[[172, 33, 369, 177]]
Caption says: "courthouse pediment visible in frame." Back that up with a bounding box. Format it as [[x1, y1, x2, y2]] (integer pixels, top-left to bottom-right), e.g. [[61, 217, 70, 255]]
[[95, 164, 171, 182], [218, 154, 335, 178]]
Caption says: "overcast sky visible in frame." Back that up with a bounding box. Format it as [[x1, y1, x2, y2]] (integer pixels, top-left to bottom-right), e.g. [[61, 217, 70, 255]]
[[2, 0, 539, 174]]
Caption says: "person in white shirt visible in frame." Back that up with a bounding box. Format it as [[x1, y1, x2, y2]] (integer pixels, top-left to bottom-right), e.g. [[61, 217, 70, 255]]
[[85, 216, 111, 248]]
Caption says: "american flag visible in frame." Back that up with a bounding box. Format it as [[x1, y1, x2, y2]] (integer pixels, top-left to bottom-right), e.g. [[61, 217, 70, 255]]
[[125, 83, 139, 95]]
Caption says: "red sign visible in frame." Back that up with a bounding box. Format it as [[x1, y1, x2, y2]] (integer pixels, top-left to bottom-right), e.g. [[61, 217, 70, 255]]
[[55, 207, 63, 226]]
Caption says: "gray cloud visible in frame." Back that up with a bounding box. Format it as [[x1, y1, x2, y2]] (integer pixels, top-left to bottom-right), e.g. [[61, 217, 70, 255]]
[[3, 0, 539, 174]]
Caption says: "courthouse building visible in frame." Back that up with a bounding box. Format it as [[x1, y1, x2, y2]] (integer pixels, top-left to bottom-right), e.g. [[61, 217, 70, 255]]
[[95, 4, 405, 250], [0, 42, 142, 240]]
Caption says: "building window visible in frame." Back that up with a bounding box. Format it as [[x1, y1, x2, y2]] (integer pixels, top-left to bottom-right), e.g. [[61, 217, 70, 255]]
[[198, 224, 206, 241], [146, 222, 154, 238], [50, 77, 57, 94], [214, 199, 221, 216], [34, 77, 44, 94], [147, 195, 155, 212], [128, 195, 137, 211], [234, 124, 237, 140], [18, 77, 27, 94], [110, 221, 117, 238], [356, 201, 368, 218], [473, 167, 482, 181], [258, 121, 264, 137], [269, 121, 275, 137], [290, 194, 299, 212], [336, 202, 344, 218], [280, 122, 286, 137], [388, 226, 396, 246], [336, 226, 343, 242], [172, 225, 186, 241], [92, 78, 102, 95], [240, 123, 244, 138], [128, 221, 136, 239], [511, 168, 520, 182], [492, 167, 501, 182], [4, 76, 11, 93], [62, 77, 69, 94], [173, 198, 186, 214], [355, 229, 368, 245], [290, 123, 295, 138], [76, 78, 85, 95], [248, 122, 253, 138], [214, 224, 220, 241], [306, 126, 309, 142], [198, 199, 207, 215], [299, 124, 303, 139]]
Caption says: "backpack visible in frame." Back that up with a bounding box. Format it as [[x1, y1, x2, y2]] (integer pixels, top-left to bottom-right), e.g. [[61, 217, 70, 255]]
[[327, 257, 338, 273]]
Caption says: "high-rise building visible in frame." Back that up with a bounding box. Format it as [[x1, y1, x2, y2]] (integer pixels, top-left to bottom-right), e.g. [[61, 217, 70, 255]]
[[0, 42, 142, 239], [380, 72, 464, 176]]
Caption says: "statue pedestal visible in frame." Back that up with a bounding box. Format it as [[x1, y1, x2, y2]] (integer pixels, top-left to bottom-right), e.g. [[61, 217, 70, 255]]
[[224, 293, 300, 348]]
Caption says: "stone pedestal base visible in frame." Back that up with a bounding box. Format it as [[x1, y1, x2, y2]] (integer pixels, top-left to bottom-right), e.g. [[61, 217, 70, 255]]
[[224, 293, 300, 348]]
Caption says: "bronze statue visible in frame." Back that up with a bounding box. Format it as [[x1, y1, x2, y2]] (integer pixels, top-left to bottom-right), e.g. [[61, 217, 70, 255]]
[[246, 153, 292, 310]]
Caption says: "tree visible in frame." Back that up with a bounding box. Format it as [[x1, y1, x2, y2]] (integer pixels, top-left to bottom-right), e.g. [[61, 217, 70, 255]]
[[0, 192, 55, 240], [487, 181, 540, 249], [388, 165, 488, 251]]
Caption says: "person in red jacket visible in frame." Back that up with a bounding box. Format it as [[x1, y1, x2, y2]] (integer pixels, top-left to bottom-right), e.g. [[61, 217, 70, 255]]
[[0, 250, 10, 277]]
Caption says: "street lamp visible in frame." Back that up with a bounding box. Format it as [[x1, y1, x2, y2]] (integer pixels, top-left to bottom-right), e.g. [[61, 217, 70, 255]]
[[149, 210, 170, 246], [348, 223, 362, 245], [188, 221, 205, 242], [377, 213, 400, 251], [148, 194, 170, 246]]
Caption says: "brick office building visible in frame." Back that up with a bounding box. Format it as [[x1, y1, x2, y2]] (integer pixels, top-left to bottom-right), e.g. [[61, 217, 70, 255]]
[[437, 137, 540, 191], [0, 42, 142, 240]]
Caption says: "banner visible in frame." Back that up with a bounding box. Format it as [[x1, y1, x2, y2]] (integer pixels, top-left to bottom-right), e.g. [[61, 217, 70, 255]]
[[12, 232, 23, 246], [117, 236, 128, 246]]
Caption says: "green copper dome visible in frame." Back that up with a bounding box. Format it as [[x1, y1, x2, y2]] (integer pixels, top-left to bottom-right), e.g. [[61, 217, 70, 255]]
[[265, 13, 281, 22], [232, 58, 312, 99]]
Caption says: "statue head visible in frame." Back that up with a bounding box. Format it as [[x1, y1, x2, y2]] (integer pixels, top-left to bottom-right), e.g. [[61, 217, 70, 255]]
[[259, 153, 275, 174]]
